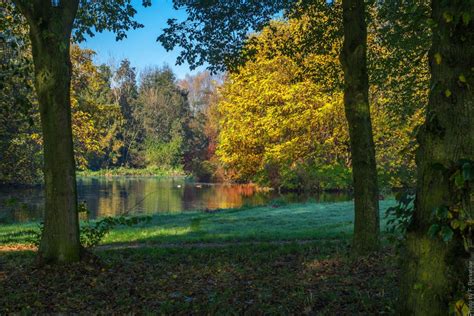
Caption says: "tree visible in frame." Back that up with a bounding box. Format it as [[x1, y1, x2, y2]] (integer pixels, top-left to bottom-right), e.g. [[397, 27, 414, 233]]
[[178, 71, 216, 113], [399, 0, 473, 313], [1, 5, 125, 183], [340, 0, 379, 252], [160, 0, 380, 253], [178, 71, 222, 180], [113, 59, 143, 167], [12, 0, 82, 263], [214, 7, 426, 191], [215, 20, 350, 188], [70, 45, 124, 169], [137, 66, 191, 168], [10, 0, 149, 263]]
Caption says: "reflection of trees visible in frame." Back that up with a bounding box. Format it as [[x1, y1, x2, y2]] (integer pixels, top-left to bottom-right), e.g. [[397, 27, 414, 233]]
[[80, 177, 143, 218], [87, 179, 352, 216], [183, 184, 270, 210], [2, 178, 354, 222], [0, 187, 44, 223], [142, 178, 185, 213], [80, 180, 274, 216]]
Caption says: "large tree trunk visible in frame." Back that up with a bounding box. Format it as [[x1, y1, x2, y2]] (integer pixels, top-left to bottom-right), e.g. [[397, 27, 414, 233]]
[[14, 0, 81, 263], [340, 0, 380, 254], [399, 0, 473, 314]]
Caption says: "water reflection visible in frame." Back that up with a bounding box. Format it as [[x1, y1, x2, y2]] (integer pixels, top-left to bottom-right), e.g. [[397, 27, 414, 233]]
[[0, 177, 351, 223]]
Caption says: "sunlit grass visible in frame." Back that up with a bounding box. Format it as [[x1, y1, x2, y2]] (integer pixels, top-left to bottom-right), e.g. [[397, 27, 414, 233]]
[[0, 200, 396, 247]]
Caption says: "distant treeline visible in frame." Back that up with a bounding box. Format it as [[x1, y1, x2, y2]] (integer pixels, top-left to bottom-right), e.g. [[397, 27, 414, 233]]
[[1, 38, 221, 184]]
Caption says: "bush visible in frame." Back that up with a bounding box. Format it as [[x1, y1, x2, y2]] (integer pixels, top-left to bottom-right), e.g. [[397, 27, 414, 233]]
[[145, 136, 183, 168], [259, 160, 352, 192], [385, 190, 415, 245]]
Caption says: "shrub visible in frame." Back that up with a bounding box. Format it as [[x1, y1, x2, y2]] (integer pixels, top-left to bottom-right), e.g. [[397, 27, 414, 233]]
[[385, 190, 415, 245]]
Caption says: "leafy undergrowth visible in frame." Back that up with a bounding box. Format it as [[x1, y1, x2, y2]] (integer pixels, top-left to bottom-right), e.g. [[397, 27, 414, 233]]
[[0, 242, 399, 314]]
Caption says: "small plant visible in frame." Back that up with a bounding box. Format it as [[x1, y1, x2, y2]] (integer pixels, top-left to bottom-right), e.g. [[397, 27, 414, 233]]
[[428, 160, 473, 250], [270, 197, 288, 208], [385, 189, 415, 245], [30, 202, 151, 248], [30, 222, 44, 247], [80, 215, 151, 248]]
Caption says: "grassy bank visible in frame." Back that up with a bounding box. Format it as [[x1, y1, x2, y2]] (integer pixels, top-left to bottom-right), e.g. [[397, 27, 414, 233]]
[[0, 201, 400, 314], [77, 166, 186, 177], [0, 200, 396, 246]]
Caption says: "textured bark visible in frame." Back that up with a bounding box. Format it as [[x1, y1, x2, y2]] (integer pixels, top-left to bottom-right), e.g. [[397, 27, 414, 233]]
[[399, 0, 473, 314], [340, 0, 380, 254], [14, 0, 81, 263]]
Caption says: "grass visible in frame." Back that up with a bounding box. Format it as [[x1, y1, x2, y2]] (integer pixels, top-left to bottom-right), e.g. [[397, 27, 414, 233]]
[[0, 200, 397, 246], [0, 200, 401, 314], [76, 165, 186, 177]]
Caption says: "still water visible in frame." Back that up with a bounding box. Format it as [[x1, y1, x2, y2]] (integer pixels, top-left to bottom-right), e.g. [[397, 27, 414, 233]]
[[0, 177, 351, 223]]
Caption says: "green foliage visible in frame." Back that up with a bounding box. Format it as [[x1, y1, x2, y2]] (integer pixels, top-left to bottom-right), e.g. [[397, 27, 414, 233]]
[[145, 135, 183, 168], [133, 66, 204, 172], [259, 161, 352, 192], [77, 166, 184, 177], [0, 2, 42, 185], [80, 203, 151, 249], [299, 162, 352, 191], [80, 214, 151, 248], [1, 35, 214, 182], [0, 38, 127, 182], [73, 0, 152, 42], [385, 190, 415, 244], [428, 160, 473, 249], [158, 0, 291, 72]]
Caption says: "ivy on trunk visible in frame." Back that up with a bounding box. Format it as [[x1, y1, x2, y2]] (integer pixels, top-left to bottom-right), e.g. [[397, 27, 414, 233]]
[[399, 0, 473, 313]]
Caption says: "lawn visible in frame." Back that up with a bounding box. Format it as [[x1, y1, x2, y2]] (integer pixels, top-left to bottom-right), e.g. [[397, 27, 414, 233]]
[[0, 200, 400, 314], [0, 200, 397, 246]]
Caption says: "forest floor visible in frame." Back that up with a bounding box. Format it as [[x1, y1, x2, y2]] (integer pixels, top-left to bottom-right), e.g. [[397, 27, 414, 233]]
[[0, 201, 400, 314]]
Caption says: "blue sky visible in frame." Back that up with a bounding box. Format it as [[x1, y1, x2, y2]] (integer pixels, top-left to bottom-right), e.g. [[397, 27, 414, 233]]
[[79, 0, 205, 79]]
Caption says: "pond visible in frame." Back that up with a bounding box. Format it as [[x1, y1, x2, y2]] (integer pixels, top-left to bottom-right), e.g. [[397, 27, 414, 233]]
[[0, 177, 351, 223]]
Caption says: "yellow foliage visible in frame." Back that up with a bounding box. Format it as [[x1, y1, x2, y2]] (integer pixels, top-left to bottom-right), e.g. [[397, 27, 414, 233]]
[[69, 45, 124, 169], [216, 2, 428, 188]]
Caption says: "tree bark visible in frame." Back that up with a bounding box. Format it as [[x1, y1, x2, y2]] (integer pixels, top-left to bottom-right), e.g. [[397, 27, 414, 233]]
[[399, 0, 473, 314], [340, 0, 380, 254], [14, 0, 81, 263]]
